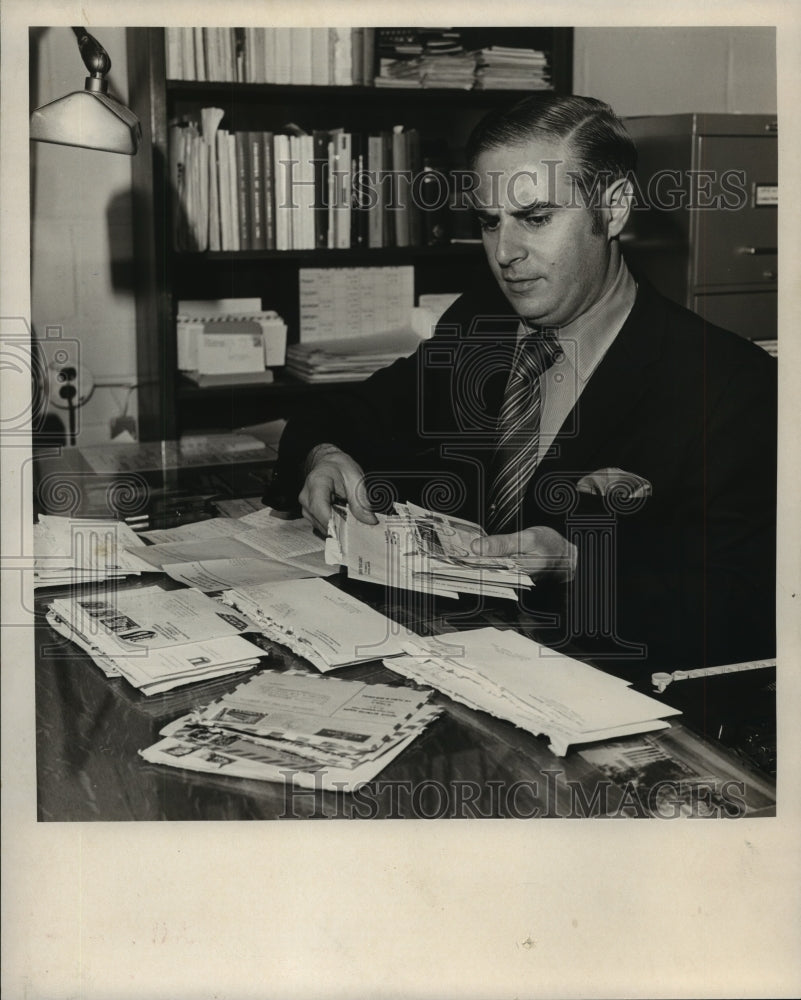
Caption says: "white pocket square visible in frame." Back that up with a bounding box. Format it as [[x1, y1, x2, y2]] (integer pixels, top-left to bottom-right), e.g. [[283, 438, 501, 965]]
[[577, 467, 652, 500]]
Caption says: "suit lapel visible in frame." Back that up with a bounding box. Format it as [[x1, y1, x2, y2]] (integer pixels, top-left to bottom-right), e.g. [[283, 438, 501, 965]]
[[532, 281, 668, 483]]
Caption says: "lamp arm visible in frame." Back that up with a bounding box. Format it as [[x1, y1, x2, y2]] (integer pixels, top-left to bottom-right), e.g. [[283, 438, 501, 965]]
[[71, 26, 111, 78]]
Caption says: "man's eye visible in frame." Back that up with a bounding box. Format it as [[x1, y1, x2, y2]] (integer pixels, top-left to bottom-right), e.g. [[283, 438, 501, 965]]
[[477, 216, 499, 231], [525, 214, 551, 227]]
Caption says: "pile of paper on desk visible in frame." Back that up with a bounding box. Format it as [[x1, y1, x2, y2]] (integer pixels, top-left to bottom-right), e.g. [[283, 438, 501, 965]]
[[326, 501, 532, 599], [34, 515, 157, 587], [387, 628, 681, 756], [126, 506, 330, 591], [139, 668, 441, 791], [45, 585, 267, 695], [221, 577, 413, 672]]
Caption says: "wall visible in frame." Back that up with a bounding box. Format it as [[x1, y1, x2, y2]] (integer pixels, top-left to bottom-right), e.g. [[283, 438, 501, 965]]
[[573, 26, 776, 115], [30, 26, 138, 445]]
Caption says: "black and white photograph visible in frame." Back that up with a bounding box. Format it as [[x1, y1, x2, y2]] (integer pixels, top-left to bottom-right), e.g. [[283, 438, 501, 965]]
[[2, 2, 800, 998]]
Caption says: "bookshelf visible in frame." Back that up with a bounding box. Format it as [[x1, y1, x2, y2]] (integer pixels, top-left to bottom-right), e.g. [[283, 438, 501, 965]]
[[127, 27, 573, 440]]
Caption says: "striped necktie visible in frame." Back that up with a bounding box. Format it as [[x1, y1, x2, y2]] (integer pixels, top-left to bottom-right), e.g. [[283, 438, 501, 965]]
[[486, 331, 562, 535]]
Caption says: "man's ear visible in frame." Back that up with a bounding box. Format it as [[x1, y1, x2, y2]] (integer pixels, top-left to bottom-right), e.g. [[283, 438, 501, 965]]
[[604, 178, 633, 239]]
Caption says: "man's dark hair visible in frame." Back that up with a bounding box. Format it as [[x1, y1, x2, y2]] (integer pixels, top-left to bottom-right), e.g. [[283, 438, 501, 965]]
[[465, 94, 637, 228]]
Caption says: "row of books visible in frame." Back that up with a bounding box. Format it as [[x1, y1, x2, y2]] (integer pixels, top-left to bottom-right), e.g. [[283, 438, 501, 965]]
[[166, 27, 376, 86], [165, 27, 553, 91], [171, 113, 454, 253]]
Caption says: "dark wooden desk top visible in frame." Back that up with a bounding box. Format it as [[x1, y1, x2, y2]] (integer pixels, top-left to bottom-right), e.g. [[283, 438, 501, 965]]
[[32, 450, 776, 821], [34, 582, 776, 822]]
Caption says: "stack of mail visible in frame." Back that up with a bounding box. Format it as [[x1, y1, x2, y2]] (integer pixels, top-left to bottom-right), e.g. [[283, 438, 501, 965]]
[[221, 577, 413, 672], [285, 328, 424, 383], [45, 584, 267, 695], [139, 668, 441, 791], [387, 628, 681, 756], [326, 501, 532, 599], [126, 506, 330, 591], [34, 515, 156, 588]]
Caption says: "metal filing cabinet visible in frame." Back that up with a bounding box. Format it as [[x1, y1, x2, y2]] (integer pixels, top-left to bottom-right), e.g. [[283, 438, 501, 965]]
[[622, 114, 777, 345]]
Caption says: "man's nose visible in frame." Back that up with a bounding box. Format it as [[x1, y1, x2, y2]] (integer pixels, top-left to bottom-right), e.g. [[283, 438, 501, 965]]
[[493, 220, 527, 267]]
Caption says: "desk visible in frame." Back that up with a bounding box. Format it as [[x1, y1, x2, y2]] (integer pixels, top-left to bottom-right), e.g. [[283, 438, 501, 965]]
[[32, 452, 777, 821]]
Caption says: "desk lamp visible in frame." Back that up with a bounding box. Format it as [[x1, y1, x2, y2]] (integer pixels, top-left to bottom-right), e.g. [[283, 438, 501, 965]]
[[30, 27, 141, 155]]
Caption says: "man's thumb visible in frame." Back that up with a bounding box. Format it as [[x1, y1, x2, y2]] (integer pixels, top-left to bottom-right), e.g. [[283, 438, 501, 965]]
[[471, 533, 514, 557]]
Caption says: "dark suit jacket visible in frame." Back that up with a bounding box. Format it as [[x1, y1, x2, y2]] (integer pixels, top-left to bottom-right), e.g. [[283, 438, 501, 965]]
[[276, 275, 777, 678]]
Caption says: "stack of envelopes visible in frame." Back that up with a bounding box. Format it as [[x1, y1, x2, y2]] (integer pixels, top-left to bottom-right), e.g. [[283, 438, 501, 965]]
[[386, 628, 681, 756], [221, 577, 413, 672], [46, 584, 266, 695], [34, 515, 156, 588], [326, 501, 532, 599], [139, 669, 441, 791]]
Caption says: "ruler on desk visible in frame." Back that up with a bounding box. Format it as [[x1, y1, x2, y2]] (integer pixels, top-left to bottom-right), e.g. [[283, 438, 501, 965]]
[[652, 659, 776, 693]]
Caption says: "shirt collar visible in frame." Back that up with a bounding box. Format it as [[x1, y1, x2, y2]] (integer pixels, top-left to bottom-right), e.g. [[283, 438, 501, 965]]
[[522, 257, 637, 383]]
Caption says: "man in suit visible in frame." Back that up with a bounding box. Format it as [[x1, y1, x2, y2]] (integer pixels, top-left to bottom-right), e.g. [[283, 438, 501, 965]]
[[274, 94, 776, 681]]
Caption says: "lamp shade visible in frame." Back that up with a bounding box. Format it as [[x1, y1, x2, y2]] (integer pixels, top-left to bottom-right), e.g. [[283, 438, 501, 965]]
[[30, 86, 141, 155]]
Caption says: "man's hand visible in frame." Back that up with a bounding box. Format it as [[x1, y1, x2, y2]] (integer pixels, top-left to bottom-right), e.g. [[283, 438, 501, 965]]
[[471, 526, 577, 582], [298, 443, 379, 535]]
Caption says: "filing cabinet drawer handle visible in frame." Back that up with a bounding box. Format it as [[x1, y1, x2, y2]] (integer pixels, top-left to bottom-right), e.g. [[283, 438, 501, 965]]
[[738, 246, 778, 255]]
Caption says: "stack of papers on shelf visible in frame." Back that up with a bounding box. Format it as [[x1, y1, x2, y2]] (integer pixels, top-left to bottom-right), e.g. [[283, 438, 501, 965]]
[[285, 327, 423, 383], [387, 628, 681, 756], [128, 506, 330, 591], [474, 46, 551, 89], [326, 501, 532, 599], [34, 515, 157, 588], [139, 668, 441, 790], [221, 577, 414, 672], [45, 584, 267, 695], [176, 297, 287, 387]]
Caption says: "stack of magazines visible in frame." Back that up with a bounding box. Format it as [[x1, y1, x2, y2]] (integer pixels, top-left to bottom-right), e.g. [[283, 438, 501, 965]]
[[474, 46, 551, 89], [46, 585, 267, 695], [139, 669, 441, 791]]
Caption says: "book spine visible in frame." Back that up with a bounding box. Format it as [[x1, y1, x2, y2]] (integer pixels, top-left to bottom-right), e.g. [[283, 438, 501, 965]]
[[291, 27, 313, 85], [391, 127, 409, 247], [381, 130, 394, 247], [165, 28, 182, 79], [261, 132, 275, 251], [367, 135, 384, 248], [275, 28, 291, 84], [249, 132, 266, 250], [227, 133, 240, 251], [264, 28, 276, 83], [179, 28, 193, 80], [312, 129, 330, 249], [362, 28, 376, 86], [235, 132, 251, 251], [310, 28, 329, 86], [193, 27, 206, 81]]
